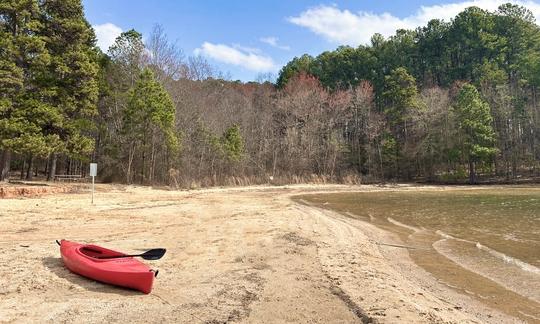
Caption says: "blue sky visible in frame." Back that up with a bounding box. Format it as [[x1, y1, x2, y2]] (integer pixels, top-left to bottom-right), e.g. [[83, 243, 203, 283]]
[[83, 0, 540, 81]]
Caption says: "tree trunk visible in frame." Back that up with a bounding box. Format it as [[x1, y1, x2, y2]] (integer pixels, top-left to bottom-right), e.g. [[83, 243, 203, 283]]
[[47, 153, 57, 181], [21, 160, 26, 180], [26, 155, 34, 180], [0, 149, 11, 182], [149, 133, 156, 184], [166, 147, 170, 185], [468, 160, 476, 185], [67, 158, 72, 175], [141, 139, 146, 185], [377, 143, 384, 181], [532, 88, 538, 168], [126, 144, 135, 184]]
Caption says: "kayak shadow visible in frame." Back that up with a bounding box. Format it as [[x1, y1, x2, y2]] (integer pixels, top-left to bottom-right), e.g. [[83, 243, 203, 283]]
[[42, 257, 142, 296]]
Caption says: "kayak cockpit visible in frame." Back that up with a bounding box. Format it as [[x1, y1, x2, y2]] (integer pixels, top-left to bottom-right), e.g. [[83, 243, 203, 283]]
[[78, 245, 124, 259]]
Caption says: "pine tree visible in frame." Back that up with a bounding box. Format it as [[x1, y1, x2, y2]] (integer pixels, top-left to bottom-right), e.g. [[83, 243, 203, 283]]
[[383, 67, 420, 125], [222, 124, 245, 162], [0, 6, 21, 180], [123, 68, 178, 183], [0, 0, 53, 181], [453, 84, 497, 184], [382, 67, 421, 178], [108, 29, 146, 89], [276, 54, 313, 88], [40, 0, 99, 179]]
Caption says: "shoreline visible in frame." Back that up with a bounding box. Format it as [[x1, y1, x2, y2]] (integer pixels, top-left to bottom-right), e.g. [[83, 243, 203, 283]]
[[292, 195, 520, 323], [295, 189, 539, 323], [0, 184, 528, 323]]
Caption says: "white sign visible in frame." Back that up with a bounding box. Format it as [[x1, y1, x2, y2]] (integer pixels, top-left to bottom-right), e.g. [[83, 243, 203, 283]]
[[90, 163, 97, 204], [90, 163, 97, 177]]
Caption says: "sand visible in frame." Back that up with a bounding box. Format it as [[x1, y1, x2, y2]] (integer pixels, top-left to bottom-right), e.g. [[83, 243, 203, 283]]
[[0, 184, 522, 323]]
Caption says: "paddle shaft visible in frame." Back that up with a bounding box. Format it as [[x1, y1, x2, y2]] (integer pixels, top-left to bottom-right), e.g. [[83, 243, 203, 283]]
[[99, 253, 145, 259], [98, 248, 166, 260]]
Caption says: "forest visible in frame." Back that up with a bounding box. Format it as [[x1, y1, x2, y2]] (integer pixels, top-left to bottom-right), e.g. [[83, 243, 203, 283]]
[[1, 0, 539, 186]]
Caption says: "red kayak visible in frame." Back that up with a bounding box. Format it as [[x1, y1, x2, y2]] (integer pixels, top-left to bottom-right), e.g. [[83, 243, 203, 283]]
[[58, 239, 157, 294]]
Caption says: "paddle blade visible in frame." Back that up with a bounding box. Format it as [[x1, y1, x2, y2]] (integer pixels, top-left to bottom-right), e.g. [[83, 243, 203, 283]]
[[140, 248, 166, 260]]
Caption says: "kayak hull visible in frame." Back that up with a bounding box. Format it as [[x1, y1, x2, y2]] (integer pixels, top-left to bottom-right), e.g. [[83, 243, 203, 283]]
[[59, 239, 155, 294]]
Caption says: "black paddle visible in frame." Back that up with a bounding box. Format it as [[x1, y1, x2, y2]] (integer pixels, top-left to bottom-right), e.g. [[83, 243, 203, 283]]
[[98, 248, 166, 260]]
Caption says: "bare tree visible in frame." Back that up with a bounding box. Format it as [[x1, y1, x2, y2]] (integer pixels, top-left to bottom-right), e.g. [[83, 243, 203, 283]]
[[184, 55, 218, 81], [145, 24, 185, 82]]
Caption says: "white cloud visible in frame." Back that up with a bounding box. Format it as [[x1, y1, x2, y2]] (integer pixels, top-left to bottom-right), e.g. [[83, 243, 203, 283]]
[[260, 36, 291, 50], [194, 42, 276, 72], [93, 23, 123, 52], [232, 44, 262, 54], [289, 0, 540, 46]]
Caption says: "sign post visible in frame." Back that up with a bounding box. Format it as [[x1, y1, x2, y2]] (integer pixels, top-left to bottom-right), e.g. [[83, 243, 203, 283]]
[[90, 163, 97, 204]]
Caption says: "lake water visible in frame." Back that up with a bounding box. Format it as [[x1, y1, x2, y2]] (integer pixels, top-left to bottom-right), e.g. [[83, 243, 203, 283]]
[[297, 188, 540, 322]]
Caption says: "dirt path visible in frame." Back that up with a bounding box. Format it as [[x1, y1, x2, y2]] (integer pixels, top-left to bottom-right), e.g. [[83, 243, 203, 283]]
[[0, 184, 519, 323]]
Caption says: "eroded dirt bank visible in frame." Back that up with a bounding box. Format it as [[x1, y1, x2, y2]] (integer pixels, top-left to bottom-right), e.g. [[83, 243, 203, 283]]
[[0, 184, 520, 323], [0, 182, 80, 198]]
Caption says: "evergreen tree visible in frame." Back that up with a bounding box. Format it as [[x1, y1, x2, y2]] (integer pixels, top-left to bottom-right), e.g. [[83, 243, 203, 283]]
[[0, 3, 21, 180], [415, 19, 451, 86], [222, 124, 245, 162], [446, 7, 500, 83], [40, 0, 99, 179], [494, 3, 538, 88], [382, 67, 420, 125], [453, 84, 497, 184], [382, 67, 421, 178], [108, 29, 146, 89], [276, 54, 313, 88], [123, 68, 178, 183], [0, 0, 53, 181]]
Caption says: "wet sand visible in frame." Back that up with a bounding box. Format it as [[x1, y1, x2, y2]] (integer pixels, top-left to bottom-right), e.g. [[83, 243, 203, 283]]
[[0, 184, 523, 323], [297, 188, 540, 323]]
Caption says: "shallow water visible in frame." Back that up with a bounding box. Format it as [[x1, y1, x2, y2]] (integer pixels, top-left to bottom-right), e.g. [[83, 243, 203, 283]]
[[297, 188, 540, 322]]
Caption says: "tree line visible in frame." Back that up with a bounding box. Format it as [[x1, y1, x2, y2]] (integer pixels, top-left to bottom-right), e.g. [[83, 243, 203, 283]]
[[1, 1, 538, 186], [277, 4, 540, 183]]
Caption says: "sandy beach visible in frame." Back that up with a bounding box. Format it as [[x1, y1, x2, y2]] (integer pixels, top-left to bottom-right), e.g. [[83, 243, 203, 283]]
[[0, 184, 523, 323]]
